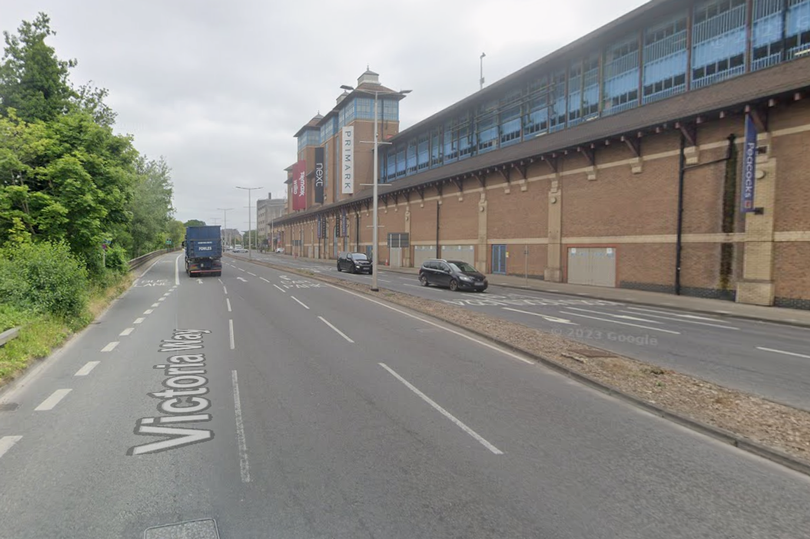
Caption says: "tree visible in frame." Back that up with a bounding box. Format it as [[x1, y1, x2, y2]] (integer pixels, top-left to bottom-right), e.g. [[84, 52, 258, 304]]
[[0, 13, 75, 122], [165, 219, 186, 248], [129, 156, 174, 257], [184, 219, 206, 227]]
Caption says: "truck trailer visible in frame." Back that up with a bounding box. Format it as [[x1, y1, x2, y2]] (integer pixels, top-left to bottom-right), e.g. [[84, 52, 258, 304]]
[[184, 225, 222, 277]]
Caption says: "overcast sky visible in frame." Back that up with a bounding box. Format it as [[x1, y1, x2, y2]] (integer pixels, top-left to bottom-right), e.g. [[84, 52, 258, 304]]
[[3, 0, 647, 230]]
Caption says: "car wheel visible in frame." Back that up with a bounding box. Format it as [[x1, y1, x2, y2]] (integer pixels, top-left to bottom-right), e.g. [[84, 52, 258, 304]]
[[449, 279, 459, 292], [337, 264, 341, 272], [351, 264, 357, 274], [419, 274, 429, 286]]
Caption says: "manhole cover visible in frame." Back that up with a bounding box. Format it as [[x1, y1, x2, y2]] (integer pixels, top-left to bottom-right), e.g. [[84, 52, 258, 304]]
[[0, 403, 18, 412], [570, 349, 615, 358], [144, 519, 219, 539]]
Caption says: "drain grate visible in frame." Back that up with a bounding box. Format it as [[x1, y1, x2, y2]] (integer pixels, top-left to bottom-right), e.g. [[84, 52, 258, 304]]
[[144, 519, 219, 539], [569, 349, 615, 358], [0, 403, 19, 412]]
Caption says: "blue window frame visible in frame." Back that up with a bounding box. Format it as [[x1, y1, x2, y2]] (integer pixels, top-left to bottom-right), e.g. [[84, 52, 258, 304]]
[[417, 133, 429, 171], [603, 35, 640, 115], [753, 0, 787, 70], [323, 141, 329, 190], [691, 0, 747, 89], [395, 144, 406, 178], [477, 100, 498, 153], [385, 147, 396, 182], [549, 69, 567, 132], [458, 115, 473, 159], [355, 97, 374, 119], [343, 98, 356, 124], [524, 77, 549, 139], [383, 99, 399, 121], [786, 0, 810, 59], [430, 128, 442, 167], [443, 119, 458, 163], [642, 14, 688, 104], [567, 60, 583, 126], [297, 135, 306, 154], [407, 139, 417, 174], [500, 89, 522, 145], [581, 54, 600, 122]]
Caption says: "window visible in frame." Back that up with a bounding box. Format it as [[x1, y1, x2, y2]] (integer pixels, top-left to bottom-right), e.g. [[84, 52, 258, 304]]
[[500, 89, 522, 145], [430, 128, 442, 167], [323, 141, 329, 190], [691, 0, 747, 89], [298, 135, 306, 154], [786, 0, 810, 59], [383, 99, 399, 121], [603, 35, 640, 115], [752, 0, 786, 70], [477, 100, 498, 153], [443, 119, 458, 163], [355, 97, 374, 119], [566, 55, 599, 126], [524, 77, 549, 138], [549, 69, 567, 132], [567, 60, 583, 126], [395, 144, 406, 178], [417, 134, 429, 171], [458, 115, 473, 159], [385, 147, 396, 182], [642, 13, 688, 103], [307, 129, 319, 146], [407, 139, 417, 174]]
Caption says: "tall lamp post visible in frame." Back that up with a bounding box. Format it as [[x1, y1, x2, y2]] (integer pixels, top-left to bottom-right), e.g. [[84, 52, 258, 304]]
[[480, 52, 486, 90], [340, 84, 411, 292], [236, 186, 262, 259], [217, 207, 233, 248]]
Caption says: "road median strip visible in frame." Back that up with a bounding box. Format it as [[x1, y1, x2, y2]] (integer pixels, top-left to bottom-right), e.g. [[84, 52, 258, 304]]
[[239, 256, 810, 476]]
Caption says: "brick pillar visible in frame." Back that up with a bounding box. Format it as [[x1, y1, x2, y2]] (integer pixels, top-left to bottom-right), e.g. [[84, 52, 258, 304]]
[[477, 191, 488, 273], [545, 178, 563, 282], [737, 149, 777, 306]]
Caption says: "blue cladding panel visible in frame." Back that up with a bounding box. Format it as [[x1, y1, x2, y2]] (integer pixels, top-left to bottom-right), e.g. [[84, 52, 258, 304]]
[[643, 13, 688, 104], [691, 0, 748, 89], [603, 35, 640, 115]]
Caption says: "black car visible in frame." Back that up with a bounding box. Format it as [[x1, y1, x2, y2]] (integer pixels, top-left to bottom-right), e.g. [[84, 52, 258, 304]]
[[337, 252, 373, 274], [419, 259, 488, 292]]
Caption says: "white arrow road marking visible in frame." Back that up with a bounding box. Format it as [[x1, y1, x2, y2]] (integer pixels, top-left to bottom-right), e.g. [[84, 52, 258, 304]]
[[196, 279, 203, 284], [0, 436, 23, 459], [618, 310, 739, 329], [502, 307, 577, 325]]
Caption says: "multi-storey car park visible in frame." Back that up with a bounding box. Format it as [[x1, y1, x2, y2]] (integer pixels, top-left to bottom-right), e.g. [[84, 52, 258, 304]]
[[273, 0, 810, 309]]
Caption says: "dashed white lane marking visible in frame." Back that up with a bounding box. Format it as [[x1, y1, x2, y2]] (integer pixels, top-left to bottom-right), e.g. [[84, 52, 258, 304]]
[[163, 292, 171, 297], [318, 316, 354, 343], [227, 298, 232, 312], [0, 436, 23, 459], [119, 328, 134, 336], [247, 272, 256, 276], [134, 317, 145, 324], [101, 341, 119, 352], [75, 361, 100, 376], [291, 296, 309, 310], [273, 284, 286, 293], [35, 389, 72, 411], [238, 268, 245, 272], [231, 370, 251, 483], [757, 347, 810, 360], [151, 303, 160, 308], [229, 319, 235, 350], [143, 309, 154, 315], [223, 286, 228, 295], [260, 277, 270, 283], [379, 363, 503, 455], [158, 298, 165, 302]]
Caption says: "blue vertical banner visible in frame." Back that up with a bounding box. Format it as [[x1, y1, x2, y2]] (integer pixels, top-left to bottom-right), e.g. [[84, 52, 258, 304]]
[[741, 113, 758, 213], [316, 215, 322, 239]]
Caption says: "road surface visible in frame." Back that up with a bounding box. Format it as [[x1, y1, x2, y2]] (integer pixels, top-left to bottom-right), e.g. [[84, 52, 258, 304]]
[[1, 252, 809, 538]]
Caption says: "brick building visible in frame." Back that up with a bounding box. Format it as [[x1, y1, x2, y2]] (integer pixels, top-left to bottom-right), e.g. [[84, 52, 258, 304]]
[[274, 0, 810, 308]]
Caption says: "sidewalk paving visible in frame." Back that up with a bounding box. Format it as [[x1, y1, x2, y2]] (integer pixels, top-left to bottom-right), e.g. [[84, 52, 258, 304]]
[[266, 253, 810, 328]]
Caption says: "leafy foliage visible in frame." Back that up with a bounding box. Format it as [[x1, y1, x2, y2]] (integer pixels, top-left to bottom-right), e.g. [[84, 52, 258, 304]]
[[184, 219, 206, 227]]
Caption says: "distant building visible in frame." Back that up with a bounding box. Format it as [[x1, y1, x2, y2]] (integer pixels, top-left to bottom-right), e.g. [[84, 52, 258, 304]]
[[256, 193, 286, 247], [222, 228, 242, 247]]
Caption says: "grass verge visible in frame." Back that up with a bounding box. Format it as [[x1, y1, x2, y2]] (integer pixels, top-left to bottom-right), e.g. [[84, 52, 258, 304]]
[[0, 272, 134, 388]]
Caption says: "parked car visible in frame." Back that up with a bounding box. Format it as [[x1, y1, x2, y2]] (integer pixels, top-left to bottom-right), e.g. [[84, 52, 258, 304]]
[[233, 245, 247, 253], [337, 252, 373, 274], [275, 247, 285, 254], [419, 259, 487, 292]]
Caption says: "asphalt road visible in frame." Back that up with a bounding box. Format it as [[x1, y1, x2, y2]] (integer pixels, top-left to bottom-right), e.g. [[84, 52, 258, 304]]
[[2, 252, 810, 538], [241, 252, 810, 412]]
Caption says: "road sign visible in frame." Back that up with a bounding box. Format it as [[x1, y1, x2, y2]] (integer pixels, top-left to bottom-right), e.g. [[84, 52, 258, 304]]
[[165, 239, 172, 245]]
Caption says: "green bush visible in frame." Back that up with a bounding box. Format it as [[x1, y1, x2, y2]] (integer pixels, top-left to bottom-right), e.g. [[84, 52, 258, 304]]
[[104, 244, 129, 274], [0, 241, 88, 318]]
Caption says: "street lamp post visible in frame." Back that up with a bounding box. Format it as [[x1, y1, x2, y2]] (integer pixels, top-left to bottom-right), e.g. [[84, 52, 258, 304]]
[[217, 207, 233, 248], [236, 186, 262, 259], [480, 52, 486, 91], [340, 84, 411, 292]]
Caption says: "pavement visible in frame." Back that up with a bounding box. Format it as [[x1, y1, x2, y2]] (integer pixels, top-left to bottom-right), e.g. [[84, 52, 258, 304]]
[[2, 252, 810, 538], [238, 252, 810, 413]]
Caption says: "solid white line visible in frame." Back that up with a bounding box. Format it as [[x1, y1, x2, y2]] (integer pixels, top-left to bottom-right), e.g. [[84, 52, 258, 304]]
[[260, 277, 270, 283], [378, 279, 392, 283], [143, 309, 154, 315], [379, 363, 503, 455], [119, 327, 134, 336], [35, 389, 72, 411], [757, 346, 810, 360], [502, 307, 578, 325], [318, 316, 354, 343], [247, 272, 256, 276], [291, 296, 309, 310], [626, 306, 724, 322], [0, 436, 23, 459], [174, 253, 182, 285], [559, 311, 681, 334], [75, 361, 100, 376], [101, 341, 119, 352], [227, 298, 232, 312], [273, 284, 286, 293], [565, 307, 661, 323], [231, 370, 251, 483], [134, 317, 145, 324], [151, 303, 160, 308], [229, 319, 235, 350], [326, 284, 534, 365], [618, 310, 739, 330], [223, 286, 228, 295]]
